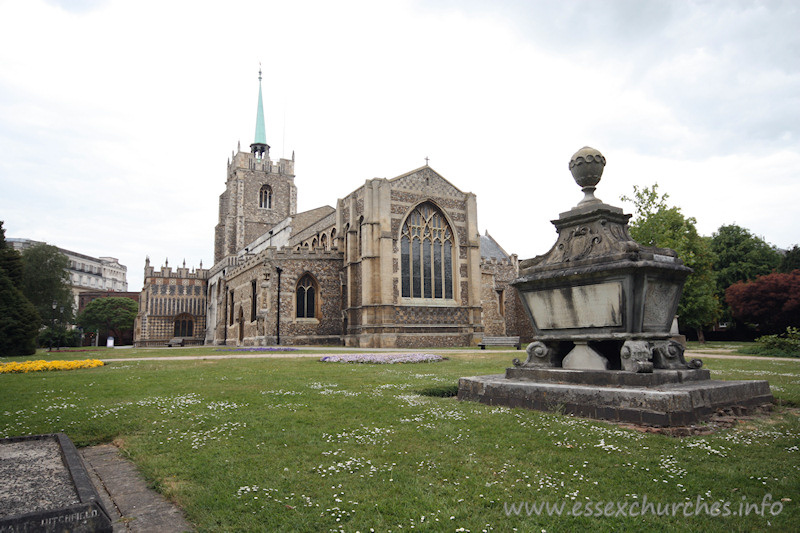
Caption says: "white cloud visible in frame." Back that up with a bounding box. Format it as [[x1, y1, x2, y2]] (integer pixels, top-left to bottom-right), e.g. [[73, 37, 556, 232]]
[[1, 0, 798, 292]]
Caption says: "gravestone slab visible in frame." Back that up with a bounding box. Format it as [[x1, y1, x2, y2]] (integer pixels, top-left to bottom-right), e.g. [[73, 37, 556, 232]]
[[0, 433, 112, 533]]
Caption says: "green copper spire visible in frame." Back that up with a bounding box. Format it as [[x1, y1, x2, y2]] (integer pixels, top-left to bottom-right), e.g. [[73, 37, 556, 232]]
[[250, 67, 270, 159], [254, 69, 267, 145]]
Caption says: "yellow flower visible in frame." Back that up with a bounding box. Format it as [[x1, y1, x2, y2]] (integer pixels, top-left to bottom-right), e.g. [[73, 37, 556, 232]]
[[0, 359, 104, 374]]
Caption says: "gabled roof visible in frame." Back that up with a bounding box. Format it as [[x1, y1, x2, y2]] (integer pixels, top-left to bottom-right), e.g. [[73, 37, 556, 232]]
[[292, 205, 336, 234], [289, 206, 336, 238], [389, 165, 466, 196], [480, 231, 510, 261]]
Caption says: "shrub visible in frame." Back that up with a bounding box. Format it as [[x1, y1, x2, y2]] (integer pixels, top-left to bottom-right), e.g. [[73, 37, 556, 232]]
[[726, 270, 800, 334], [37, 327, 81, 349], [741, 326, 800, 358]]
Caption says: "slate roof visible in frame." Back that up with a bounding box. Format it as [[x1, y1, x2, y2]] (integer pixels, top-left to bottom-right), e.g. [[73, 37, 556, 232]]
[[480, 231, 510, 261]]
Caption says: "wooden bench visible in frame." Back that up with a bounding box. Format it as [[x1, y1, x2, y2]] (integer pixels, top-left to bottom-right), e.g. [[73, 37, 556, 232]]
[[166, 337, 185, 347], [478, 336, 521, 350]]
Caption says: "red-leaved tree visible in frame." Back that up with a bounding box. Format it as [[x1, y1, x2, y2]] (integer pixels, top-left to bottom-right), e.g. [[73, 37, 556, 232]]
[[725, 270, 800, 333]]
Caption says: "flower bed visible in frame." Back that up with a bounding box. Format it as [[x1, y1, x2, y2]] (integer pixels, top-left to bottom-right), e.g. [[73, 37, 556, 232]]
[[319, 353, 443, 364], [0, 359, 104, 374], [215, 347, 299, 352]]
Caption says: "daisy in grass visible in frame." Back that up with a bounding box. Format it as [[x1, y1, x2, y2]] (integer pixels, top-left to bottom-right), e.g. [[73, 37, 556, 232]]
[[319, 353, 443, 364]]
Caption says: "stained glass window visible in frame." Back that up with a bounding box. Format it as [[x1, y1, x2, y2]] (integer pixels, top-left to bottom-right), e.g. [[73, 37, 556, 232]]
[[296, 274, 316, 318], [400, 203, 454, 299]]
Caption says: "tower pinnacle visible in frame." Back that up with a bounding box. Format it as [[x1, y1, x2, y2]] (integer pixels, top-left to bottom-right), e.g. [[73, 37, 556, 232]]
[[250, 66, 270, 159]]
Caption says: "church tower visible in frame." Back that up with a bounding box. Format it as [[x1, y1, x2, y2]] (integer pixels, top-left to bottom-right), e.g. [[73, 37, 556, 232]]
[[213, 69, 297, 264]]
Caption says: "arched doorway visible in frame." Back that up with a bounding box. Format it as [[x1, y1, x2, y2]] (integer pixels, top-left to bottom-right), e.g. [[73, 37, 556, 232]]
[[173, 313, 194, 338]]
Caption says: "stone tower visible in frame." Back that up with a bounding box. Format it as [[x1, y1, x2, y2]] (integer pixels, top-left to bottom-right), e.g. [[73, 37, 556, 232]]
[[213, 70, 297, 264]]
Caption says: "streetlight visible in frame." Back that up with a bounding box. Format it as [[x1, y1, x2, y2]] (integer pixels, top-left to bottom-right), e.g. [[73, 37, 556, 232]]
[[50, 301, 57, 352]]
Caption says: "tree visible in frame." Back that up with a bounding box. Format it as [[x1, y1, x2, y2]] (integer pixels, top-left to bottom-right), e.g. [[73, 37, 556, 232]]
[[726, 271, 800, 334], [710, 224, 781, 322], [0, 221, 40, 356], [779, 245, 800, 273], [0, 270, 41, 356], [76, 297, 138, 341], [21, 243, 74, 328], [0, 221, 23, 286], [622, 184, 720, 342]]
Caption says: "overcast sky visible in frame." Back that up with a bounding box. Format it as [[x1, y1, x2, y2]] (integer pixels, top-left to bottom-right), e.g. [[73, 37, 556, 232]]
[[1, 0, 798, 291]]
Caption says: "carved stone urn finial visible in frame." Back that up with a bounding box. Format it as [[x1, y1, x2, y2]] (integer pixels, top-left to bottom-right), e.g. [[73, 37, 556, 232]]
[[569, 146, 606, 206]]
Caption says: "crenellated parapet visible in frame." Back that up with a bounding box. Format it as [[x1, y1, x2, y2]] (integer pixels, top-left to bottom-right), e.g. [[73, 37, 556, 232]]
[[143, 257, 209, 281], [223, 246, 344, 279], [228, 150, 295, 177]]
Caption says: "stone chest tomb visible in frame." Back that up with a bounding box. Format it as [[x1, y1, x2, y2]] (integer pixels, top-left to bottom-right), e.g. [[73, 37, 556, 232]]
[[458, 148, 772, 426]]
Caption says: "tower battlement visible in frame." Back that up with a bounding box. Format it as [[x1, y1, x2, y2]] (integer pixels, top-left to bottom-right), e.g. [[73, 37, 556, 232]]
[[144, 257, 209, 281], [229, 150, 294, 176]]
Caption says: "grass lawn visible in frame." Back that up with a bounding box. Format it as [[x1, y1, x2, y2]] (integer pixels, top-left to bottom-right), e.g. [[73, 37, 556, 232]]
[[1, 349, 798, 532]]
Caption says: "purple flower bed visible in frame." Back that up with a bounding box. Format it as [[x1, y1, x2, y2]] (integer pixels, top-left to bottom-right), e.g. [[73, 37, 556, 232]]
[[319, 353, 443, 364], [215, 347, 299, 352]]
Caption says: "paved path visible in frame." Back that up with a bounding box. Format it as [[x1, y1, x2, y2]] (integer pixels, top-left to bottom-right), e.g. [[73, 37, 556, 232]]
[[80, 445, 192, 532]]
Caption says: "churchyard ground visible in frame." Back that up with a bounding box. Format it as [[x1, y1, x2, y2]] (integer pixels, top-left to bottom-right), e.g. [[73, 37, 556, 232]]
[[1, 347, 798, 531]]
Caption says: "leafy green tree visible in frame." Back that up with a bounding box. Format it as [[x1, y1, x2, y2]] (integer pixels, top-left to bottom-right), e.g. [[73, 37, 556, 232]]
[[779, 245, 800, 273], [710, 224, 781, 325], [76, 297, 138, 341], [21, 243, 74, 327], [0, 222, 40, 356], [622, 184, 720, 342], [0, 221, 24, 286], [0, 270, 41, 356], [711, 224, 781, 291]]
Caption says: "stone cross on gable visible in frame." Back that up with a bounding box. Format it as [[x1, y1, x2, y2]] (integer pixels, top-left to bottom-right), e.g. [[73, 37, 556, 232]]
[[425, 156, 429, 165]]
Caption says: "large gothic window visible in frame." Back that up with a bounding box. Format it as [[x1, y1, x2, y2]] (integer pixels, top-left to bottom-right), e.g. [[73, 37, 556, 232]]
[[401, 202, 454, 299], [259, 184, 273, 209], [173, 313, 194, 337], [296, 274, 317, 318]]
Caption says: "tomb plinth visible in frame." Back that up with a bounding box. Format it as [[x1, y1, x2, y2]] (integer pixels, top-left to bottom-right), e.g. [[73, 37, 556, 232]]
[[458, 147, 772, 426]]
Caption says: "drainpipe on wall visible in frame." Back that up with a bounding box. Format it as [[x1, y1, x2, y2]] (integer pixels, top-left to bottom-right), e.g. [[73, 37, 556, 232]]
[[276, 267, 282, 345]]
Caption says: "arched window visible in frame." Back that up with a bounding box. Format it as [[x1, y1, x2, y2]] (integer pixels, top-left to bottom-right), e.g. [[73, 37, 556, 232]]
[[321, 234, 328, 250], [401, 202, 454, 299], [173, 313, 194, 337], [312, 237, 318, 248], [296, 274, 316, 318], [259, 185, 273, 209]]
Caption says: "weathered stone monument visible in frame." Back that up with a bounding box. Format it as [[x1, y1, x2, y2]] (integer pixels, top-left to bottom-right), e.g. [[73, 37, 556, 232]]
[[458, 147, 773, 425]]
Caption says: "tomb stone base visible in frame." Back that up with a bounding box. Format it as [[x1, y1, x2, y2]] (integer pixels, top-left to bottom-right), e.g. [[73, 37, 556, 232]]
[[458, 368, 773, 427]]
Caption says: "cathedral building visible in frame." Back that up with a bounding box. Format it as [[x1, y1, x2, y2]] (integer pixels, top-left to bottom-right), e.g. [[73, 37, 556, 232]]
[[133, 72, 531, 348]]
